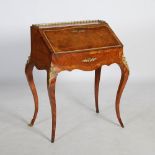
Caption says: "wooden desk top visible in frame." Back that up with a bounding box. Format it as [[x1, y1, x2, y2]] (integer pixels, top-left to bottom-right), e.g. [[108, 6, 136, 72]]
[[32, 20, 122, 54]]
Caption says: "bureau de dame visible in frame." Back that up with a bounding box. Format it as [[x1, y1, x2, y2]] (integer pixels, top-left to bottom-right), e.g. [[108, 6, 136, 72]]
[[25, 20, 129, 143]]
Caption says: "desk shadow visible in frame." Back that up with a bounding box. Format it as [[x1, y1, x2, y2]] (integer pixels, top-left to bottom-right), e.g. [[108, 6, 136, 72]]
[[0, 104, 50, 141], [56, 112, 120, 142], [96, 113, 120, 127], [63, 92, 119, 126], [124, 103, 154, 126], [69, 95, 94, 112], [55, 95, 120, 141]]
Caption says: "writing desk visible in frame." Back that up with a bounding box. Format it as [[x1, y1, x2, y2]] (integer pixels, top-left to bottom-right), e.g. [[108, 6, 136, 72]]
[[25, 20, 129, 143]]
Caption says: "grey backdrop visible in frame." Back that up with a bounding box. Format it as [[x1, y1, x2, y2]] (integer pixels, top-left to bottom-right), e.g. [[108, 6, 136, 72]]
[[0, 0, 155, 155], [0, 0, 155, 81]]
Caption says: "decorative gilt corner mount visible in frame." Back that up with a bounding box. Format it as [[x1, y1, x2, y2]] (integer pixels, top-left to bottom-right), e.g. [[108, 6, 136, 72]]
[[122, 55, 129, 73], [26, 56, 31, 64], [48, 65, 58, 85]]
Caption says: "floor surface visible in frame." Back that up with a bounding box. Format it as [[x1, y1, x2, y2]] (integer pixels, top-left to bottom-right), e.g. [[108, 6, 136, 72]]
[[0, 77, 155, 155]]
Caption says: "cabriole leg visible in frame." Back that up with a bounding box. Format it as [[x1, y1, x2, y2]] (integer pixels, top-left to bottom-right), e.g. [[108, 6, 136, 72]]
[[94, 67, 101, 113], [47, 65, 58, 143], [25, 57, 39, 126], [116, 56, 129, 128]]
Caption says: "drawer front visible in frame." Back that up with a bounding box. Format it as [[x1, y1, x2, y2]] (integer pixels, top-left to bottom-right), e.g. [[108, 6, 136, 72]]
[[52, 48, 122, 71]]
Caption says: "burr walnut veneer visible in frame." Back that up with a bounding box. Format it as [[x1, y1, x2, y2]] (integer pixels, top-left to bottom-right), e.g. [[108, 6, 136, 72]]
[[25, 20, 129, 143]]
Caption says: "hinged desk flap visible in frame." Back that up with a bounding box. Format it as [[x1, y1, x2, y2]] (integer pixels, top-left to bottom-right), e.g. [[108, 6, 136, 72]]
[[38, 21, 122, 54]]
